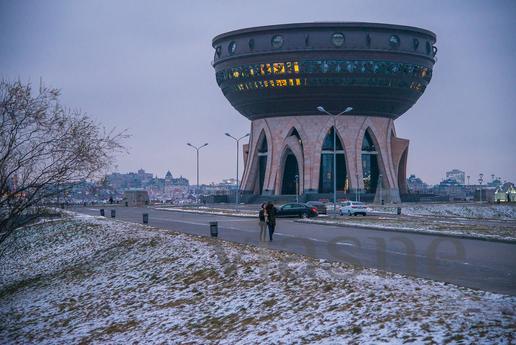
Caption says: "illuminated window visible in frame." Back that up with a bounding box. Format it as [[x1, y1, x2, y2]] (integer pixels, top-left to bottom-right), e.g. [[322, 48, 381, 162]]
[[269, 80, 275, 87], [277, 79, 287, 87], [264, 80, 269, 88], [232, 70, 239, 78], [295, 78, 301, 86], [289, 79, 294, 86], [273, 63, 285, 74], [271, 35, 284, 49], [331, 33, 345, 47], [294, 62, 299, 73], [389, 35, 400, 48], [228, 41, 237, 55]]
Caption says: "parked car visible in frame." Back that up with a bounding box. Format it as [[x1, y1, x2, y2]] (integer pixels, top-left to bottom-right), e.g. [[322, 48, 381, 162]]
[[339, 201, 367, 216], [276, 203, 318, 218], [306, 201, 327, 215]]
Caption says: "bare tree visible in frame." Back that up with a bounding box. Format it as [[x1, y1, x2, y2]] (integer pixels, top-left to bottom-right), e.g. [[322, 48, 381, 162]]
[[0, 79, 127, 247]]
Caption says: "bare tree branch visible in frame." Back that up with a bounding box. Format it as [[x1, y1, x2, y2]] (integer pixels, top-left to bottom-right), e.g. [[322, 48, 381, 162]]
[[0, 79, 129, 250]]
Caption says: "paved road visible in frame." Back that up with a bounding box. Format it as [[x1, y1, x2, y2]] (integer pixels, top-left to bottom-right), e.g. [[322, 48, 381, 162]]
[[74, 206, 516, 296]]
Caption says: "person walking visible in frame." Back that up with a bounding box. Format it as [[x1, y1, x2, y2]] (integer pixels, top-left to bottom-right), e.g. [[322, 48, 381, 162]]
[[265, 202, 277, 241], [258, 203, 268, 242]]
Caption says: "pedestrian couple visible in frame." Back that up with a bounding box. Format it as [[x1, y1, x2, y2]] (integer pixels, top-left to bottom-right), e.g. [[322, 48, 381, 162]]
[[259, 202, 277, 242]]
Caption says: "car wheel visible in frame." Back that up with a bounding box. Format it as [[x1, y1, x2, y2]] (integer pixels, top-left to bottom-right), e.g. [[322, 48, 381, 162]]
[[362, 213, 366, 216], [348, 211, 352, 216]]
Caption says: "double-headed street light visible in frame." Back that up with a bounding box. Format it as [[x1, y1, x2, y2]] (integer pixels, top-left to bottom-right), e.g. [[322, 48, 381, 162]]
[[225, 132, 250, 209], [187, 142, 208, 194], [316, 106, 353, 217]]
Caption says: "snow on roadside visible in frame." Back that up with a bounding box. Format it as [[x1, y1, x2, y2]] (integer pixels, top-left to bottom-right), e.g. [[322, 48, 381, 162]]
[[155, 206, 257, 218], [1, 214, 514, 344], [371, 203, 516, 220], [298, 217, 516, 242]]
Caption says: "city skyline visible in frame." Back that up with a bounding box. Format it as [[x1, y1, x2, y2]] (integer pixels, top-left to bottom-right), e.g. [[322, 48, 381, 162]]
[[1, 0, 515, 185]]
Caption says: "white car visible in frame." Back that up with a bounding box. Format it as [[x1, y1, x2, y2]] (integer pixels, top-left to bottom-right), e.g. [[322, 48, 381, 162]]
[[339, 201, 367, 216]]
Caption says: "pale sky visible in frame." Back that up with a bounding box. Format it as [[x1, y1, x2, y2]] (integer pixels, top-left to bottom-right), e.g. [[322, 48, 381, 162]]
[[1, 0, 515, 185]]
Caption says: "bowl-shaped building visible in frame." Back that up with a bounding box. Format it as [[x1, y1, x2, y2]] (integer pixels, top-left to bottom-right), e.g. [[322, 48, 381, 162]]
[[212, 22, 436, 202]]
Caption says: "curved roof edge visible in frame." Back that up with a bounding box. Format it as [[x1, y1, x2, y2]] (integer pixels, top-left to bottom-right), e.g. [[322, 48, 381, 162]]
[[212, 22, 436, 46]]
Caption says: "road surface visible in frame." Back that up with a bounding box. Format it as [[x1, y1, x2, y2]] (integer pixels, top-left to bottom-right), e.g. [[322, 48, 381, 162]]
[[73, 206, 516, 295]]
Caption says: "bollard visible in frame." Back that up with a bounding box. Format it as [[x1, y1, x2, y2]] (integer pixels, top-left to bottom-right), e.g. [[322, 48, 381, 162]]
[[100, 209, 105, 217], [397, 207, 401, 215], [111, 209, 116, 218], [143, 213, 149, 224], [209, 221, 218, 237]]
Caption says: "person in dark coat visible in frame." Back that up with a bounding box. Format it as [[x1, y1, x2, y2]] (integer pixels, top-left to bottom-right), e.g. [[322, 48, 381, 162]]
[[258, 203, 267, 242], [265, 202, 277, 241]]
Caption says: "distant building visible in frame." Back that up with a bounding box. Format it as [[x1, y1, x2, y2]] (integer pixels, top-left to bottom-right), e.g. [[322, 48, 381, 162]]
[[495, 183, 516, 203], [446, 169, 465, 185], [434, 178, 466, 200], [123, 190, 149, 207], [407, 174, 429, 193]]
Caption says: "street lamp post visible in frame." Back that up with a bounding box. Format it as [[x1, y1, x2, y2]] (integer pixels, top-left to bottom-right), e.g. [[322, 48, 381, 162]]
[[317, 106, 353, 217], [355, 173, 359, 202], [187, 143, 208, 195], [225, 132, 250, 210], [478, 173, 484, 203], [295, 174, 299, 203], [378, 173, 383, 205]]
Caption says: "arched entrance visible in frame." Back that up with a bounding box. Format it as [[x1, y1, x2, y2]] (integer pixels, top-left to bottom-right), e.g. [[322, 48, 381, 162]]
[[281, 149, 299, 195], [398, 148, 408, 194], [319, 127, 347, 193], [257, 135, 268, 194], [361, 130, 379, 193]]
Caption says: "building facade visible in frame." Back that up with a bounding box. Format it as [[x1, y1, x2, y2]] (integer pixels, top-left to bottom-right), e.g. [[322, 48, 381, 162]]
[[212, 23, 437, 203], [446, 169, 465, 185]]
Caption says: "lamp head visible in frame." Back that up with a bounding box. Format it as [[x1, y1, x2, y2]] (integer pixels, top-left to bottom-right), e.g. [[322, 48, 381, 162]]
[[316, 106, 325, 112], [344, 106, 353, 113]]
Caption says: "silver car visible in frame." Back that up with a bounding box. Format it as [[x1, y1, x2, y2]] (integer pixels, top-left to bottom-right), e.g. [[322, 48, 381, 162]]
[[339, 201, 367, 216]]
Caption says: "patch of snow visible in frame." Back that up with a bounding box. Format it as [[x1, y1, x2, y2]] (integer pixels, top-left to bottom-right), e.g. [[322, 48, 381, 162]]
[[0, 214, 514, 344]]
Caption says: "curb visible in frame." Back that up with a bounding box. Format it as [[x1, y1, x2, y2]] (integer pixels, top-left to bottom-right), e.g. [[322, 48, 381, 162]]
[[295, 219, 516, 244], [153, 208, 257, 218]]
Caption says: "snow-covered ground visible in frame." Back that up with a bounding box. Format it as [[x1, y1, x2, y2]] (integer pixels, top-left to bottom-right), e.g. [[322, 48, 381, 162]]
[[155, 206, 257, 217], [370, 203, 516, 220], [300, 214, 516, 242], [1, 214, 515, 344]]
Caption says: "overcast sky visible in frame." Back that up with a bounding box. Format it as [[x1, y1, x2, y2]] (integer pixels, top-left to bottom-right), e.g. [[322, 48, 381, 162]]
[[1, 0, 515, 185]]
